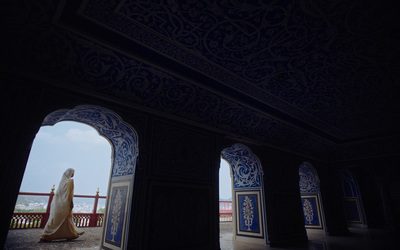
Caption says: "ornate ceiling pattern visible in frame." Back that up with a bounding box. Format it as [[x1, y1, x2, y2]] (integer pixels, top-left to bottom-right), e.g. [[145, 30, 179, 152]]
[[2, 0, 400, 161], [79, 0, 400, 139]]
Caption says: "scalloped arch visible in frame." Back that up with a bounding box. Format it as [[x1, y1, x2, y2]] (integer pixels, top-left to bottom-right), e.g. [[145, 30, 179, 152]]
[[42, 105, 139, 177], [221, 143, 263, 189]]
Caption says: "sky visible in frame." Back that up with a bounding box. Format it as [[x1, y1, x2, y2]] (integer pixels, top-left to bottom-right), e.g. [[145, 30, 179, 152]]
[[219, 159, 232, 200], [19, 121, 112, 196], [20, 121, 232, 200]]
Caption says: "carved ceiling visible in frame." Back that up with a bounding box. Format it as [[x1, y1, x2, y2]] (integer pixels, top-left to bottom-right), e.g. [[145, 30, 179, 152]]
[[2, 0, 400, 161]]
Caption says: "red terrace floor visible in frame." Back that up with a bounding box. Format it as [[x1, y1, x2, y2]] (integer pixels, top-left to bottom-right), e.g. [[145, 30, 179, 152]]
[[5, 225, 399, 250]]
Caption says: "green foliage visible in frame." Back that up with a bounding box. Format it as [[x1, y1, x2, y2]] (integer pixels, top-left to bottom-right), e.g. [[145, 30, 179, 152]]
[[14, 208, 46, 213], [97, 208, 105, 213]]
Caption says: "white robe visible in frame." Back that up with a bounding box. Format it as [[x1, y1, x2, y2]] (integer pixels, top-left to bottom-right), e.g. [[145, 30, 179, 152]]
[[40, 168, 84, 241]]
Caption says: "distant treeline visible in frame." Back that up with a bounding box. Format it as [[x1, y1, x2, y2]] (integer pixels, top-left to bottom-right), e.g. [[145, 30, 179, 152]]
[[14, 208, 46, 213], [16, 195, 48, 205]]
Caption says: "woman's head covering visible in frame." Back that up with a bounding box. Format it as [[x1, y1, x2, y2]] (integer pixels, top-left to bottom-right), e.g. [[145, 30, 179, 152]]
[[42, 168, 76, 235], [63, 168, 75, 179], [56, 168, 75, 193]]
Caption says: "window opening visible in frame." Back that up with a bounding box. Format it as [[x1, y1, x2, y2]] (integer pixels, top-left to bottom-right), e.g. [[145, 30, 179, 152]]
[[340, 170, 367, 226]]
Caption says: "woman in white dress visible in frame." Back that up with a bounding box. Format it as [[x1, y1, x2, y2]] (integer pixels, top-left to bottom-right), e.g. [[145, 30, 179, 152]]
[[39, 168, 84, 242]]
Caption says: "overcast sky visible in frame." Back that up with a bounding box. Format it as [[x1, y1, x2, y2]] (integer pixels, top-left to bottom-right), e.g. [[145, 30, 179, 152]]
[[219, 159, 232, 200], [19, 121, 112, 196], [20, 121, 233, 199]]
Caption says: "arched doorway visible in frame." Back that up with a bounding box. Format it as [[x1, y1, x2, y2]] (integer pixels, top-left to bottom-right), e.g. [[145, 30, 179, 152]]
[[340, 169, 367, 227], [42, 105, 138, 249], [299, 162, 326, 234], [221, 144, 267, 245]]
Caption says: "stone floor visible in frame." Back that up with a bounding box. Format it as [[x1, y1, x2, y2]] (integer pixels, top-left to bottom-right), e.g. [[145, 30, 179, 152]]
[[5, 224, 398, 249], [5, 227, 101, 250], [220, 223, 398, 250]]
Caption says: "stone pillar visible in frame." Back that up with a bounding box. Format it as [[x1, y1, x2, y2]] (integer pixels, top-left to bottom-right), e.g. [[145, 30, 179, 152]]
[[377, 182, 394, 229], [318, 166, 349, 235]]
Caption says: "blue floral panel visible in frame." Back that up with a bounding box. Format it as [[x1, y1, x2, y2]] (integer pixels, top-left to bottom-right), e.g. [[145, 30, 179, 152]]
[[105, 186, 128, 247], [301, 196, 321, 227], [238, 194, 260, 233]]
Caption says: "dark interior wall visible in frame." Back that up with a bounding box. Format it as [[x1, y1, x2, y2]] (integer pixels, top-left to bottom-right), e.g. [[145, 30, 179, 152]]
[[347, 157, 400, 230], [1, 77, 314, 249], [0, 80, 44, 247], [0, 77, 220, 249], [263, 149, 308, 246], [126, 112, 311, 248], [0, 79, 75, 246], [2, 76, 397, 249], [376, 157, 400, 230], [140, 119, 219, 249], [349, 166, 385, 228], [315, 162, 349, 235]]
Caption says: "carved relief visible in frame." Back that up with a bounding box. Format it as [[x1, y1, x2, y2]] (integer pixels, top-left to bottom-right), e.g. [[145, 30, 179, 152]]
[[110, 189, 122, 242], [3, 0, 400, 161], [303, 199, 314, 224], [299, 162, 320, 194], [221, 144, 263, 189], [243, 196, 254, 230]]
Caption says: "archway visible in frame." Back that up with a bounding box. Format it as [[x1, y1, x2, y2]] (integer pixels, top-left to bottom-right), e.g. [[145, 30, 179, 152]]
[[221, 144, 267, 245], [42, 105, 138, 249], [340, 169, 367, 227], [18, 120, 111, 209], [219, 158, 233, 243], [299, 162, 326, 234]]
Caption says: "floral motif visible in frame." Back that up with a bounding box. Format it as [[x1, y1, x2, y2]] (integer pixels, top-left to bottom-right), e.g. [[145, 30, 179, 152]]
[[221, 144, 263, 189], [303, 199, 314, 224], [299, 162, 320, 194], [243, 196, 254, 230], [42, 105, 139, 177], [5, 0, 399, 166], [110, 189, 123, 242]]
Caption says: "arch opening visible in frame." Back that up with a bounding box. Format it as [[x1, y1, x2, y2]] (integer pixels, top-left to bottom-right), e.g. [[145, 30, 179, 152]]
[[299, 162, 326, 235], [340, 169, 367, 227], [40, 105, 138, 249], [18, 120, 111, 210], [220, 143, 268, 245]]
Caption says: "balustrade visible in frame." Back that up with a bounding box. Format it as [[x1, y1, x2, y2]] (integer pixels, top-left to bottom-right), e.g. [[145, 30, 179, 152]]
[[219, 201, 233, 222], [10, 187, 106, 229]]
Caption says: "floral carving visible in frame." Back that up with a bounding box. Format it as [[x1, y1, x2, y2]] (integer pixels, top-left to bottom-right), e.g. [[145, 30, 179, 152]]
[[221, 144, 263, 189], [4, 0, 400, 164], [110, 189, 123, 242], [243, 196, 254, 230], [303, 199, 314, 224], [299, 162, 320, 194], [42, 105, 139, 177]]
